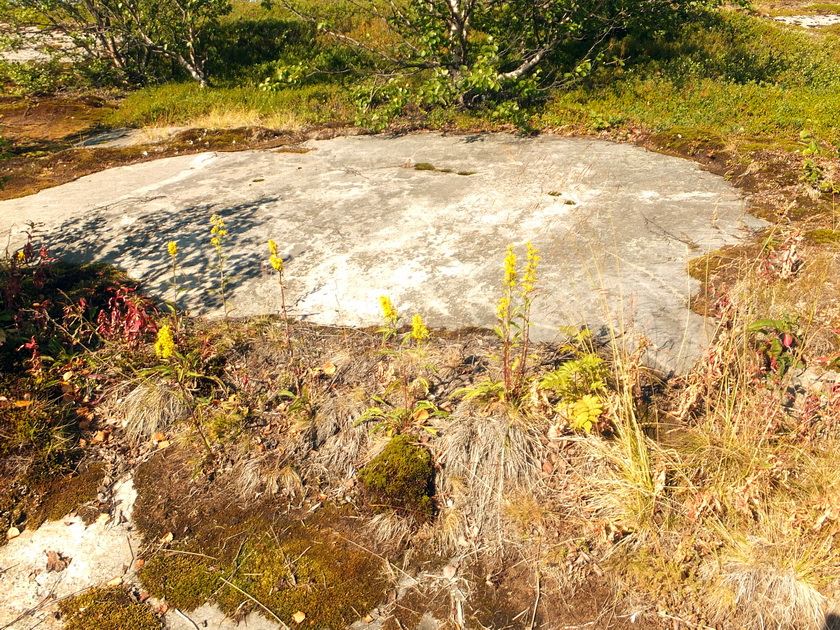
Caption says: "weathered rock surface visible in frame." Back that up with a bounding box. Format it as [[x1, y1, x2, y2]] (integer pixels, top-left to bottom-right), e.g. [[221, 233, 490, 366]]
[[774, 14, 840, 27], [0, 133, 765, 372]]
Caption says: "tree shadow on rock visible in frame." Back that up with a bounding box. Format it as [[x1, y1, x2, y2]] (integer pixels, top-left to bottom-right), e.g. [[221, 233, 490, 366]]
[[40, 196, 278, 313], [825, 614, 840, 630]]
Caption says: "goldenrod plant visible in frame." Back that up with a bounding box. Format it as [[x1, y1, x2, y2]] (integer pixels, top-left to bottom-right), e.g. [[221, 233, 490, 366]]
[[165, 240, 184, 333], [406, 314, 429, 346], [154, 324, 176, 360], [267, 239, 290, 342], [456, 242, 541, 406], [378, 295, 399, 342], [209, 214, 229, 318]]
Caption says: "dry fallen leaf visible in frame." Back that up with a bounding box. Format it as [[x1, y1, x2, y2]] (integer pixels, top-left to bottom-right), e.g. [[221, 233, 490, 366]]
[[45, 550, 71, 572], [107, 577, 123, 587], [152, 432, 166, 443], [13, 400, 33, 408], [160, 532, 174, 544], [292, 611, 306, 624]]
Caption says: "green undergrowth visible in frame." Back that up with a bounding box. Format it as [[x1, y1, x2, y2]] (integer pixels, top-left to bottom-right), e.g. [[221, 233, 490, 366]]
[[806, 228, 840, 244], [59, 587, 161, 630], [542, 11, 840, 146], [140, 519, 388, 628], [358, 434, 435, 521], [108, 9, 840, 155], [109, 82, 354, 128]]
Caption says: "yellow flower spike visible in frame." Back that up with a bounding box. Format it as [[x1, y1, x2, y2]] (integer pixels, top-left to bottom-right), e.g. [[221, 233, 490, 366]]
[[210, 214, 228, 238], [503, 244, 517, 288], [379, 295, 398, 325], [154, 325, 176, 359], [496, 295, 511, 322], [521, 242, 540, 294], [267, 239, 278, 256], [16, 251, 25, 262], [410, 314, 430, 342], [167, 241, 178, 257], [269, 254, 284, 272]]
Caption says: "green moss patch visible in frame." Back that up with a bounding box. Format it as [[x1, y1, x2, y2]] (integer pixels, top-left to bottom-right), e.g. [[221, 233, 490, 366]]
[[412, 162, 474, 176], [805, 228, 840, 244], [32, 462, 104, 526], [358, 434, 435, 521], [140, 520, 388, 628], [59, 587, 161, 630]]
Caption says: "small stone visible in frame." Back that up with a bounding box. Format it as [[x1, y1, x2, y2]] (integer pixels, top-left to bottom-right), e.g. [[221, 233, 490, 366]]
[[134, 559, 146, 570], [157, 440, 171, 449], [107, 577, 122, 587], [292, 611, 306, 624], [7, 527, 20, 540], [442, 565, 457, 580], [160, 532, 174, 543]]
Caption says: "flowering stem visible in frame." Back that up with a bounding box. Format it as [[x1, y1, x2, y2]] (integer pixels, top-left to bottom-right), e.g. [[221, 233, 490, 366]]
[[278, 268, 290, 343]]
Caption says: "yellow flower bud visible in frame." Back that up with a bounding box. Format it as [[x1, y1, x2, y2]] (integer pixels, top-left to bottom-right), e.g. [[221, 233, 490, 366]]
[[379, 295, 398, 325], [167, 241, 178, 257], [503, 245, 517, 288], [410, 314, 429, 342], [154, 325, 176, 359]]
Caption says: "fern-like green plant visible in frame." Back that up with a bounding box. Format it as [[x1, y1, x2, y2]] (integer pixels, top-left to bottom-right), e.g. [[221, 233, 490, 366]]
[[540, 353, 608, 400]]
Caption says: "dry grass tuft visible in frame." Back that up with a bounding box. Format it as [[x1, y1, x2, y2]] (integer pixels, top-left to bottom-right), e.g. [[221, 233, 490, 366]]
[[434, 405, 545, 551], [704, 528, 830, 630], [107, 377, 193, 443]]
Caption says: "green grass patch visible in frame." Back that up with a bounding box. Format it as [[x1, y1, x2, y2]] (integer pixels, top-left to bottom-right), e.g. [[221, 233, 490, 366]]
[[805, 228, 840, 244], [540, 12, 840, 146], [109, 82, 354, 128]]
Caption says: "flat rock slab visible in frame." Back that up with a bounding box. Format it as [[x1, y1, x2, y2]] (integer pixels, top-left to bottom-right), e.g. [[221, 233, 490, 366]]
[[0, 133, 765, 372], [774, 14, 840, 27]]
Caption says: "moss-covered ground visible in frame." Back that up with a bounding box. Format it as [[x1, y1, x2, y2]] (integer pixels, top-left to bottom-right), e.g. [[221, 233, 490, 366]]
[[59, 587, 162, 630]]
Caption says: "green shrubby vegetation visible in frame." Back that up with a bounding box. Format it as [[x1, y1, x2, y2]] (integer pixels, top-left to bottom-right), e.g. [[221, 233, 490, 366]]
[[99, 5, 840, 151], [544, 10, 840, 144]]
